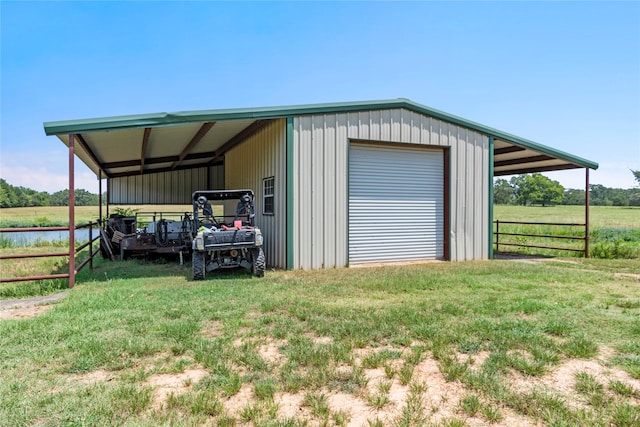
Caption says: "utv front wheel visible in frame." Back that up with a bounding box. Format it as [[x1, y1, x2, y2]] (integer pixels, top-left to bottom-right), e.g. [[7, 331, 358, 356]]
[[192, 251, 206, 280], [252, 248, 265, 277]]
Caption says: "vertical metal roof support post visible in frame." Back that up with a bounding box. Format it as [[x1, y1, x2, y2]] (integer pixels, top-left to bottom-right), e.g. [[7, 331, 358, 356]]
[[286, 117, 294, 270], [488, 136, 494, 259], [68, 134, 76, 288], [106, 176, 110, 218], [99, 170, 103, 223], [585, 168, 590, 258]]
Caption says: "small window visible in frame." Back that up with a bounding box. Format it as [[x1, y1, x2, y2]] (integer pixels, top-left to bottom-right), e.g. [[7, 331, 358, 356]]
[[263, 176, 274, 215]]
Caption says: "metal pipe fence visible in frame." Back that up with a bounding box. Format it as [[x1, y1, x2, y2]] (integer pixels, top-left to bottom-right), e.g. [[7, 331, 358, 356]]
[[0, 221, 101, 285], [494, 220, 588, 257]]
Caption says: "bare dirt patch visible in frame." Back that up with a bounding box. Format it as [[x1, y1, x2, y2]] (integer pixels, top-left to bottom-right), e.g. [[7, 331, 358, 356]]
[[413, 358, 466, 422], [146, 367, 208, 409], [69, 369, 115, 385], [614, 273, 640, 281], [276, 391, 307, 419], [351, 345, 399, 365], [200, 320, 224, 340], [455, 350, 491, 368], [258, 339, 286, 364], [223, 383, 254, 415], [0, 291, 67, 320], [542, 357, 640, 396], [328, 390, 398, 426], [304, 332, 333, 345], [0, 305, 54, 320]]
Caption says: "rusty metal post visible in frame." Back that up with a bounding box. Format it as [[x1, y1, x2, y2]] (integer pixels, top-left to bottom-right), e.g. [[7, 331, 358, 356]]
[[89, 222, 93, 270], [68, 134, 76, 288], [585, 168, 590, 258], [106, 175, 110, 218], [99, 169, 103, 224]]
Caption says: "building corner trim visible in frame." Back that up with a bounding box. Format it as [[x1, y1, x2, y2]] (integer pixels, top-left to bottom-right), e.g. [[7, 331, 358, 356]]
[[488, 136, 495, 259], [286, 117, 294, 269]]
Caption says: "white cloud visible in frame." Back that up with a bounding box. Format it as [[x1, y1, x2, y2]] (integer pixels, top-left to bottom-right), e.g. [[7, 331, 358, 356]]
[[547, 164, 638, 190], [0, 163, 101, 194]]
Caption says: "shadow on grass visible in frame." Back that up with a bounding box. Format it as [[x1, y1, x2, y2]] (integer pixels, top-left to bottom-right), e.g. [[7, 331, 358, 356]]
[[74, 254, 257, 284]]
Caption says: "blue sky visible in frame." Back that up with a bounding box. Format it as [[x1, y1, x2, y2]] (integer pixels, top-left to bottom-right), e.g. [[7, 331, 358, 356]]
[[1, 1, 639, 194]]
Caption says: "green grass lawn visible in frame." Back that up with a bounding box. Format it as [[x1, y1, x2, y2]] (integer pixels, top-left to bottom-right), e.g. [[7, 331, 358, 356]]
[[1, 259, 639, 426]]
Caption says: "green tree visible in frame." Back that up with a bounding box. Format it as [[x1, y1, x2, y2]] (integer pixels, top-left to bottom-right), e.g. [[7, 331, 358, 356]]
[[610, 188, 629, 206], [493, 179, 515, 204], [510, 175, 526, 205], [562, 188, 585, 205], [517, 173, 564, 206], [0, 183, 7, 208], [589, 184, 611, 206], [50, 189, 69, 206], [74, 189, 99, 206], [632, 170, 640, 185], [49, 189, 99, 206]]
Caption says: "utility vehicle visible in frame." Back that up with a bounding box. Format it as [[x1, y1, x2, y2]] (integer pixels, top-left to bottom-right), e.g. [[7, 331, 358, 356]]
[[191, 189, 265, 279]]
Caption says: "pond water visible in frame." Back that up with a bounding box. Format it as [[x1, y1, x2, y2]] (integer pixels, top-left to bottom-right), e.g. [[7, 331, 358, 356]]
[[1, 228, 93, 247]]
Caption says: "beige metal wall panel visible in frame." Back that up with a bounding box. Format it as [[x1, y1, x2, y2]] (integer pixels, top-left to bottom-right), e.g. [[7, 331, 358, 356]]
[[224, 119, 286, 269], [109, 165, 223, 204], [293, 109, 489, 268], [292, 115, 349, 269], [208, 164, 225, 190]]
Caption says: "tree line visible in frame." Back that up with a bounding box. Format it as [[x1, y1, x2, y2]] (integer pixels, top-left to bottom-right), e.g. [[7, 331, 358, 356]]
[[494, 171, 640, 206], [0, 179, 101, 208]]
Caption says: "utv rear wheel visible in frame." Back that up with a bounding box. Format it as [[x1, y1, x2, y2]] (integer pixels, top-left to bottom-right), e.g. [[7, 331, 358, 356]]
[[192, 251, 206, 280], [252, 248, 265, 277]]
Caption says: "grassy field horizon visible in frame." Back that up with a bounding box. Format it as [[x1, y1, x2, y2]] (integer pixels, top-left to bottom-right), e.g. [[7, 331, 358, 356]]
[[0, 205, 192, 227], [1, 204, 639, 228], [494, 205, 640, 229]]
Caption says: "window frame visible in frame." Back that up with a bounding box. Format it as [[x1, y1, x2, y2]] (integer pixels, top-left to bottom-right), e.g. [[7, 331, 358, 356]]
[[262, 176, 275, 215]]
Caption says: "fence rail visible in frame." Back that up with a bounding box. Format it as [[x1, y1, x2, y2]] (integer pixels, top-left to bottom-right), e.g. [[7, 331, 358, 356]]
[[494, 219, 588, 257], [0, 221, 101, 285]]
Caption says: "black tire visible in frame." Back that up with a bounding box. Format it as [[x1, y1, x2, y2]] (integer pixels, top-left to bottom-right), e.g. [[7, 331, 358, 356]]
[[252, 247, 265, 277], [192, 251, 206, 280]]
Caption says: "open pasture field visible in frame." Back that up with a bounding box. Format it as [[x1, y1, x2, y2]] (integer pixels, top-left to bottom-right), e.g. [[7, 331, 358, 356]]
[[1, 258, 639, 426], [494, 206, 640, 259], [0, 205, 192, 227], [494, 205, 640, 229], [1, 204, 638, 228]]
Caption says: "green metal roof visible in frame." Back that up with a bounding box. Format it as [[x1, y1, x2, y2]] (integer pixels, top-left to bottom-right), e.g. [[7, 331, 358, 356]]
[[43, 98, 598, 170]]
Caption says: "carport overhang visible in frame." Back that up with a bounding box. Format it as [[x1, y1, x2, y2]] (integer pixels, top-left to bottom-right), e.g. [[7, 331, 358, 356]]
[[44, 98, 598, 282], [44, 98, 598, 180]]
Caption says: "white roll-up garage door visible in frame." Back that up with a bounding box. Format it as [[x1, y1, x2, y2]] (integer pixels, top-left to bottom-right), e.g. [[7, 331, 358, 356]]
[[349, 143, 444, 264]]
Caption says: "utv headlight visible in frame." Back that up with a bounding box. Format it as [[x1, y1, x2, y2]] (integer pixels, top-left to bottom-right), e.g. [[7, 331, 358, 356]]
[[255, 230, 263, 246], [194, 237, 205, 251]]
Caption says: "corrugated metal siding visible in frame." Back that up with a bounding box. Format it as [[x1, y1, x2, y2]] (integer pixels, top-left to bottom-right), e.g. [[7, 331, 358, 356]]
[[108, 165, 224, 204], [349, 143, 444, 263], [224, 119, 286, 269], [293, 109, 488, 268]]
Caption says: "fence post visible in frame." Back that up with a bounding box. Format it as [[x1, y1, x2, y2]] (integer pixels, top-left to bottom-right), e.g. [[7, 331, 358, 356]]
[[495, 220, 499, 253], [68, 134, 75, 288], [89, 222, 93, 270], [585, 168, 590, 258]]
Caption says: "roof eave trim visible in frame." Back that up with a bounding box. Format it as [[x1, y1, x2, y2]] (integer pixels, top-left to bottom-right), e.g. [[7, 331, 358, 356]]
[[43, 98, 598, 170], [397, 99, 598, 171]]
